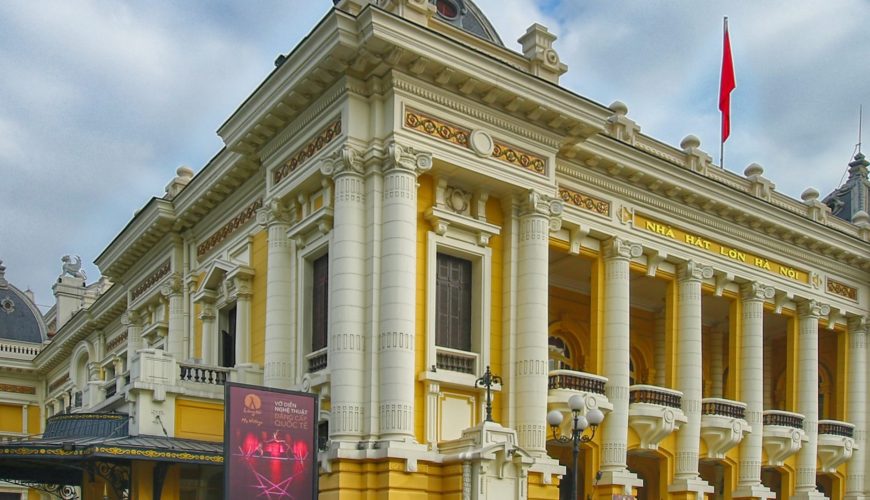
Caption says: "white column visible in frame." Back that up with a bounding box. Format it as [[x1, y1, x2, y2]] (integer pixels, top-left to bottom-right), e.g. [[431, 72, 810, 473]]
[[653, 305, 666, 386], [123, 311, 144, 370], [599, 237, 643, 491], [233, 276, 253, 366], [734, 282, 775, 500], [514, 191, 557, 455], [21, 404, 28, 434], [199, 300, 217, 365], [260, 203, 294, 388], [321, 147, 367, 441], [710, 327, 725, 398], [377, 143, 430, 441], [162, 273, 185, 358], [670, 261, 714, 496], [845, 316, 867, 500], [792, 300, 828, 499]]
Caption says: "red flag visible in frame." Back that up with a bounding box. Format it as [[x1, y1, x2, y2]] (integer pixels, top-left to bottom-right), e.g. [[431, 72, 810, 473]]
[[719, 18, 736, 143]]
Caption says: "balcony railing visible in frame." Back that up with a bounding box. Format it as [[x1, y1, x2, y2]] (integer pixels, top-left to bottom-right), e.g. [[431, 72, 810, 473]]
[[104, 381, 117, 399], [73, 391, 83, 408], [701, 398, 746, 419], [630, 385, 682, 409], [435, 347, 477, 375], [179, 363, 229, 386], [818, 420, 855, 438], [0, 340, 42, 359], [306, 348, 328, 373], [548, 370, 607, 395], [763, 410, 804, 429]]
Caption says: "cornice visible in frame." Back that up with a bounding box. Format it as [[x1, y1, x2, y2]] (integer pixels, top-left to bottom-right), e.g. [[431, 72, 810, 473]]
[[563, 137, 870, 274], [556, 161, 868, 280], [94, 199, 176, 280]]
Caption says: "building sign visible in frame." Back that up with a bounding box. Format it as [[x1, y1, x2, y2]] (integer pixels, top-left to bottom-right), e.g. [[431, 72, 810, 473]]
[[634, 213, 808, 284], [225, 383, 318, 500]]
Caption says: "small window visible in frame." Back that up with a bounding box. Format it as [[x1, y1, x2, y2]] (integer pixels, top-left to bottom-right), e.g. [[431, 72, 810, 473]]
[[435, 0, 459, 19], [436, 253, 472, 351], [312, 254, 329, 352], [548, 336, 572, 371], [220, 306, 236, 368]]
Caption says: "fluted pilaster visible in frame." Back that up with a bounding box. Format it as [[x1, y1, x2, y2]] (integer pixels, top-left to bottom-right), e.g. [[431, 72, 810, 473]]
[[377, 143, 430, 441], [846, 316, 867, 499], [259, 202, 294, 388]]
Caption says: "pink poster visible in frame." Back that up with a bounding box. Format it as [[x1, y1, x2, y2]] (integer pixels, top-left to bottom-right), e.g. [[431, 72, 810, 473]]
[[225, 383, 318, 500]]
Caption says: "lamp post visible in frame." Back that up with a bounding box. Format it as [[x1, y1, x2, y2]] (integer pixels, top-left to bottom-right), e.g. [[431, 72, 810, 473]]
[[547, 394, 605, 500]]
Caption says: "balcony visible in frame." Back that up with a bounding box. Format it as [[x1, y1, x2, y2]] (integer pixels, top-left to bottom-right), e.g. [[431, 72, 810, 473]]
[[179, 363, 229, 386], [700, 398, 750, 459], [547, 370, 612, 418], [628, 385, 686, 450], [306, 348, 328, 373], [762, 410, 807, 467], [817, 419, 856, 473], [435, 347, 477, 375]]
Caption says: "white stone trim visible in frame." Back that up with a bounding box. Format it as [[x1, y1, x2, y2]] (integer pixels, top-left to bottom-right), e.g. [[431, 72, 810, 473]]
[[425, 230, 492, 381]]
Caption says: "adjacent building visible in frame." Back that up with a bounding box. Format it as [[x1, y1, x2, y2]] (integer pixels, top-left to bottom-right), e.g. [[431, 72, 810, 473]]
[[1, 1, 869, 498]]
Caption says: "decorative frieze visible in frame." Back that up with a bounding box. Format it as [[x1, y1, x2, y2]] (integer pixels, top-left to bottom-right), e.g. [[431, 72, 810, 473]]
[[106, 332, 128, 353], [558, 185, 610, 216], [403, 108, 547, 175], [48, 374, 69, 392], [196, 198, 264, 257], [130, 260, 171, 301], [826, 278, 858, 301], [0, 383, 35, 395], [272, 119, 342, 184], [404, 109, 469, 147]]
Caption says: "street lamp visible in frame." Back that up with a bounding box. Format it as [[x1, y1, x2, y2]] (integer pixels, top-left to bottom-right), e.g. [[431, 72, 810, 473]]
[[547, 394, 605, 500]]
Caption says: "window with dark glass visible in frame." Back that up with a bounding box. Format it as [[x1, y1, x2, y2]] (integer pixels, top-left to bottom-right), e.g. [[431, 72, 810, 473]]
[[220, 306, 236, 368], [436, 253, 472, 351], [312, 254, 329, 351]]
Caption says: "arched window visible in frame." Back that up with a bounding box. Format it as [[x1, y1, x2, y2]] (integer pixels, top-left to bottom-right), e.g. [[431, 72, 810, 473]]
[[548, 336, 572, 371]]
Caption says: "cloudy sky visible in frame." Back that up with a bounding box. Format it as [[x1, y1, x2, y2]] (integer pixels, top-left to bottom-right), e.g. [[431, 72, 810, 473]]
[[1, 0, 867, 309]]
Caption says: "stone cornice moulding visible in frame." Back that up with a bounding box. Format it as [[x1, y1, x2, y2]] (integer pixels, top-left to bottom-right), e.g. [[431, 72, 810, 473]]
[[557, 147, 870, 275], [574, 135, 868, 262], [94, 199, 176, 280]]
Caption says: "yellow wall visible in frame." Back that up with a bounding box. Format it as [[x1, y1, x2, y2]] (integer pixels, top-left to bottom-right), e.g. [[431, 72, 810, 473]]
[[250, 229, 268, 366], [175, 398, 224, 442], [486, 192, 504, 422], [415, 174, 433, 443], [27, 403, 40, 434], [0, 404, 22, 433]]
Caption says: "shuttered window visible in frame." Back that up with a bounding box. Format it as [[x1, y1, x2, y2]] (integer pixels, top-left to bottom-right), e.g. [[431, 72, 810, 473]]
[[436, 253, 472, 351], [312, 254, 329, 351]]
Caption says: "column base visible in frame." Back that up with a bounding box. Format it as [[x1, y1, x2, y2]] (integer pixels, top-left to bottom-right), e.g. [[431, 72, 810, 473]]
[[668, 477, 714, 499], [844, 494, 870, 500], [732, 483, 776, 500], [790, 490, 828, 500], [593, 469, 643, 499]]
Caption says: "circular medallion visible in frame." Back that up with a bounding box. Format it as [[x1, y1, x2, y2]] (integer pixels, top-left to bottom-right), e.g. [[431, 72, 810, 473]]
[[469, 129, 494, 158]]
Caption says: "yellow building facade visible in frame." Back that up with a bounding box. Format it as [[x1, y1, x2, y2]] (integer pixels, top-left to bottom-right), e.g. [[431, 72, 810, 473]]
[[1, 1, 870, 499]]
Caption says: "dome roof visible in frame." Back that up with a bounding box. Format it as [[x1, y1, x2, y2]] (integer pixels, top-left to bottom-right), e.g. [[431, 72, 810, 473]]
[[430, 0, 504, 46], [0, 260, 47, 344]]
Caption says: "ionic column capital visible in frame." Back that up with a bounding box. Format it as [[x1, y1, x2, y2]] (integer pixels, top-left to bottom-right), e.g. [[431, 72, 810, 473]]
[[121, 311, 142, 328], [796, 299, 830, 319], [604, 236, 643, 261], [257, 199, 295, 227], [385, 141, 432, 175], [677, 260, 713, 283], [159, 273, 182, 297], [320, 145, 364, 178], [740, 281, 774, 302], [847, 315, 868, 335], [199, 302, 217, 321]]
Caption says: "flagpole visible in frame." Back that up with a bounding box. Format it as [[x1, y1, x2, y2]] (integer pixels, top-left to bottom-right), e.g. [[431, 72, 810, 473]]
[[720, 17, 727, 169]]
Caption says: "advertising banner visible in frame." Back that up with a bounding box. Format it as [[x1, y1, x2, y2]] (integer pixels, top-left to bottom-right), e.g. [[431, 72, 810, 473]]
[[225, 383, 318, 500]]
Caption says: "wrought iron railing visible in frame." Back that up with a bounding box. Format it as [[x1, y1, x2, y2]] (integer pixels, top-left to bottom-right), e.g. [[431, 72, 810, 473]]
[[73, 391, 83, 408], [701, 398, 746, 419], [548, 370, 607, 395], [179, 363, 229, 386], [763, 410, 804, 429], [307, 348, 328, 373], [629, 385, 682, 409], [104, 381, 117, 399], [818, 420, 855, 438], [435, 347, 477, 375]]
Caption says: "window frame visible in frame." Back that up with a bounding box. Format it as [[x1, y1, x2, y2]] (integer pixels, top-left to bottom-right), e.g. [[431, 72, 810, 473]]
[[425, 230, 491, 384], [296, 236, 330, 376]]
